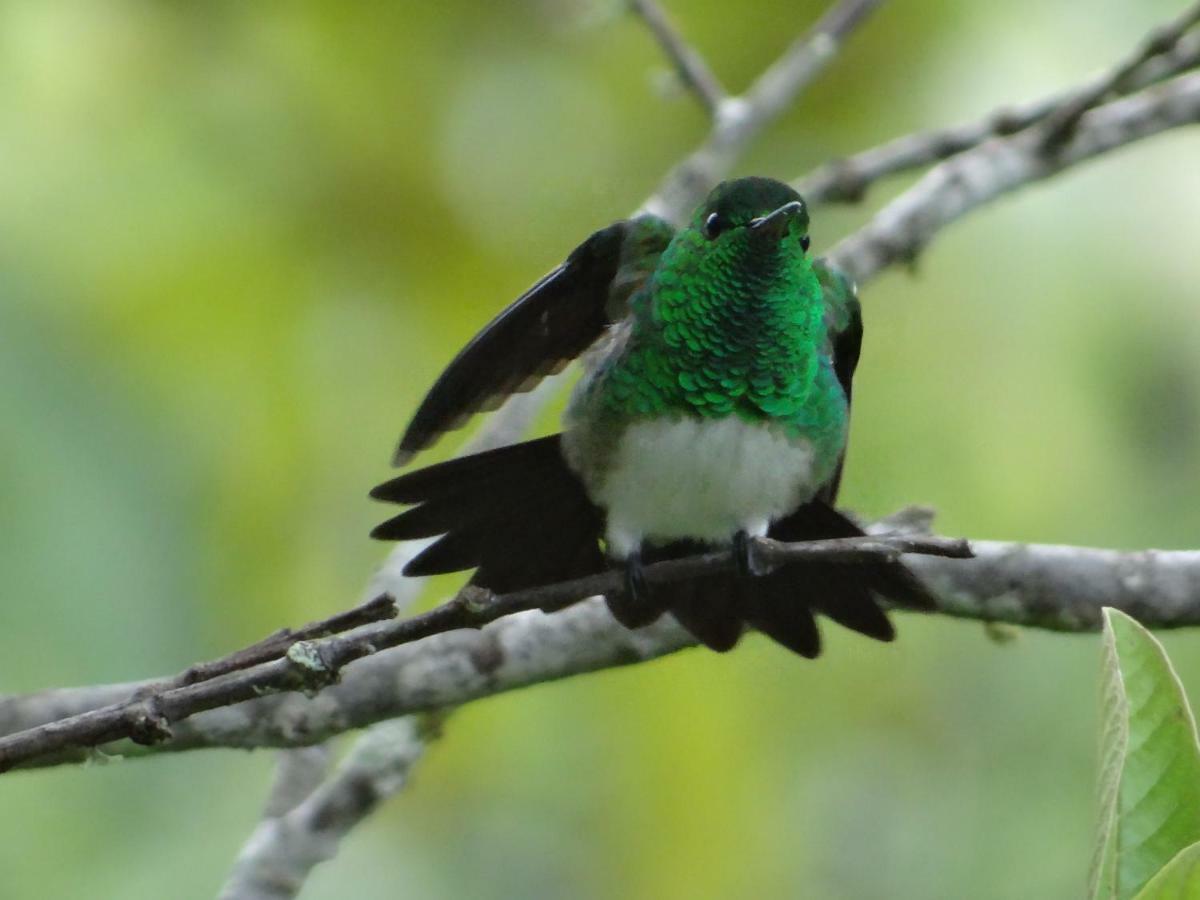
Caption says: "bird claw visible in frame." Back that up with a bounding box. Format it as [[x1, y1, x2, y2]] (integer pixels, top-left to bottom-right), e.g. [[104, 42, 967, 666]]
[[734, 530, 764, 578], [624, 552, 650, 605]]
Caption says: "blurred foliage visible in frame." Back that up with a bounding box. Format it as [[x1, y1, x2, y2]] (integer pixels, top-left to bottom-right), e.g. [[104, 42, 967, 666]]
[[1, 1, 1198, 898]]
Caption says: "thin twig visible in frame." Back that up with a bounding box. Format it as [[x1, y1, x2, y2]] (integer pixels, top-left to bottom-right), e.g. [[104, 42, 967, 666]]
[[0, 533, 965, 772], [629, 0, 727, 115], [798, 32, 1200, 205], [1037, 0, 1200, 152], [742, 0, 884, 127], [828, 71, 1200, 284], [154, 594, 398, 693], [642, 0, 886, 223]]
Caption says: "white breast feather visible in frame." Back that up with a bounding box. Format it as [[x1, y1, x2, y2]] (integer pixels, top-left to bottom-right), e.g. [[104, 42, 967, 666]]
[[597, 416, 817, 558]]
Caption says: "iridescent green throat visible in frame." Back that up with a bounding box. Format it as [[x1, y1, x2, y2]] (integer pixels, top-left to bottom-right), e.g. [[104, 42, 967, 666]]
[[597, 227, 827, 426]]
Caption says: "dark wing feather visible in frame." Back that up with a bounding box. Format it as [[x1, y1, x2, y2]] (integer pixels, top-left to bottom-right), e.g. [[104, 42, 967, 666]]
[[372, 434, 606, 595], [392, 217, 673, 465]]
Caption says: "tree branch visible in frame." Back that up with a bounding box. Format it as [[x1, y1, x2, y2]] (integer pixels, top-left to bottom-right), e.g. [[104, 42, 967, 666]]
[[1036, 0, 1200, 151], [797, 32, 1200, 205], [827, 71, 1200, 283], [0, 533, 965, 772], [144, 594, 398, 696], [260, 746, 333, 819], [4, 525, 1200, 770], [908, 541, 1200, 633], [629, 0, 727, 115], [642, 0, 885, 223], [741, 0, 883, 126]]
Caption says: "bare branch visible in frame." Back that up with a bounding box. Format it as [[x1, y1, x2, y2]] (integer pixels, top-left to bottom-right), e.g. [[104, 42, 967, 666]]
[[0, 533, 965, 773], [828, 71, 1200, 284], [629, 0, 727, 115], [908, 541, 1200, 633], [4, 529, 1200, 769], [1037, 0, 1200, 151], [260, 746, 333, 819], [642, 0, 886, 223], [741, 0, 884, 127], [152, 594, 398, 695], [798, 32, 1200, 205], [217, 718, 433, 900]]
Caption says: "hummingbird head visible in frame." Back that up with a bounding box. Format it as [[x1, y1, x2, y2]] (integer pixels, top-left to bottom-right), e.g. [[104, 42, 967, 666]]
[[628, 176, 826, 420], [692, 177, 811, 254], [637, 176, 822, 376]]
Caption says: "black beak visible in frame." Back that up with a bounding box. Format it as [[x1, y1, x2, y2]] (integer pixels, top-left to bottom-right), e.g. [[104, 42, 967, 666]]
[[748, 201, 805, 241]]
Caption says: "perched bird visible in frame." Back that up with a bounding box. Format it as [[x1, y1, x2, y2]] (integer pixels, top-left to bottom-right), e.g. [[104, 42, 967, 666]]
[[371, 176, 931, 657]]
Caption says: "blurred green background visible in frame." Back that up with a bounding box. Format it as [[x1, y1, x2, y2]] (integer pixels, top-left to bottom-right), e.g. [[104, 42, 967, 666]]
[[2, 1, 1199, 897]]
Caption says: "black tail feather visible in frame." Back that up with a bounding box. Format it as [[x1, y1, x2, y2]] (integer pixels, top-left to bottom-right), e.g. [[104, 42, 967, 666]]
[[771, 500, 936, 617], [634, 542, 746, 652], [604, 588, 668, 629], [371, 435, 605, 595], [744, 582, 822, 658], [619, 501, 932, 655], [670, 585, 743, 652], [370, 438, 932, 657]]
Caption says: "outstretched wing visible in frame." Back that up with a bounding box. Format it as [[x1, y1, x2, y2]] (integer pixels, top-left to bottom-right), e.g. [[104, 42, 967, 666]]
[[392, 215, 675, 465], [813, 257, 862, 504]]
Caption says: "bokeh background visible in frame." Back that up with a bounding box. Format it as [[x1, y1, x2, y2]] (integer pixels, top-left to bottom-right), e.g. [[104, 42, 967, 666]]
[[2, 1, 1199, 897]]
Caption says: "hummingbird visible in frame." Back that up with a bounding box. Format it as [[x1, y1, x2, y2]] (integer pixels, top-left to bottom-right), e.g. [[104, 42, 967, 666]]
[[370, 176, 932, 657]]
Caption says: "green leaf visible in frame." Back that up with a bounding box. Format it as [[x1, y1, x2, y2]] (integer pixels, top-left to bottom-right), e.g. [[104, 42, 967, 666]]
[[1133, 842, 1200, 899], [1091, 609, 1200, 900]]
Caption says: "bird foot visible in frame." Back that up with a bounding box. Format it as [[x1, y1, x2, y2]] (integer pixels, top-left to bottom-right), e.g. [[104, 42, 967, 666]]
[[604, 550, 663, 629], [624, 551, 650, 605], [734, 530, 765, 578]]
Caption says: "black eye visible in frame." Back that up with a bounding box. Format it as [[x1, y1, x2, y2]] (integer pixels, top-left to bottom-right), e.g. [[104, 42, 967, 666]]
[[800, 235, 811, 252], [702, 213, 727, 240]]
